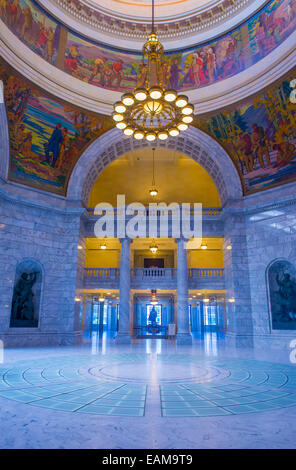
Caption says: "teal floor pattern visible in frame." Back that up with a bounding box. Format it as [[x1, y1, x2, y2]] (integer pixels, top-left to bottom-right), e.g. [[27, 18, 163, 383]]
[[161, 358, 296, 417], [0, 355, 147, 416], [1, 354, 296, 417]]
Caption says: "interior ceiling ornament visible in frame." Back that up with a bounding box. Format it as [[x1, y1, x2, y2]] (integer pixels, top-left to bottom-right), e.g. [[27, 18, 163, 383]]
[[112, 0, 194, 141], [51, 0, 252, 41]]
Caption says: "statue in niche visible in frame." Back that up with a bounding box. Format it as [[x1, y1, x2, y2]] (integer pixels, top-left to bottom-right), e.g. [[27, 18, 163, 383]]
[[10, 270, 40, 327], [148, 306, 159, 333], [275, 273, 296, 321], [268, 260, 296, 330]]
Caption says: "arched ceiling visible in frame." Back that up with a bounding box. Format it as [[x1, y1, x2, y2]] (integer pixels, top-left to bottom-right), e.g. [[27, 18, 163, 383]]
[[88, 148, 221, 207]]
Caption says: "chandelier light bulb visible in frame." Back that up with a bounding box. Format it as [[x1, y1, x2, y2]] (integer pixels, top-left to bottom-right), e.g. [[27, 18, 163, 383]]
[[114, 102, 127, 113], [158, 131, 169, 140], [112, 113, 124, 122], [122, 93, 135, 106], [182, 115, 193, 124], [124, 127, 135, 136], [175, 95, 188, 108], [146, 132, 157, 141], [150, 241, 158, 253], [164, 89, 177, 102], [169, 127, 180, 137], [149, 86, 162, 100], [149, 188, 158, 196], [134, 88, 148, 101], [134, 130, 145, 140], [182, 104, 194, 115], [116, 122, 127, 129], [177, 123, 188, 131]]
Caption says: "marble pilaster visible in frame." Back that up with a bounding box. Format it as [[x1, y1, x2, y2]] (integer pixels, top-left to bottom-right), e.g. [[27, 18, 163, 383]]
[[115, 238, 132, 343], [175, 238, 192, 344]]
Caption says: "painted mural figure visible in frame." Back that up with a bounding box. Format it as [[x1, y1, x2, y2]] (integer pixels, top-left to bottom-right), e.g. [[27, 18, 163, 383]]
[[206, 48, 217, 84], [88, 57, 107, 85], [35, 22, 48, 57], [238, 132, 254, 173], [11, 272, 39, 322], [273, 142, 296, 167], [21, 4, 32, 41], [137, 62, 148, 88], [56, 127, 69, 170], [18, 124, 32, 155], [64, 44, 81, 74], [112, 59, 124, 87], [251, 123, 271, 168], [275, 273, 296, 321], [45, 27, 55, 63], [169, 59, 183, 89], [44, 123, 63, 167]]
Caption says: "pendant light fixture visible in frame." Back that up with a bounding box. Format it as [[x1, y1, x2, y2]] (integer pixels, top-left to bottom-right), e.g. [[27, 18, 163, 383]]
[[149, 147, 158, 197], [150, 289, 158, 305], [149, 238, 158, 254]]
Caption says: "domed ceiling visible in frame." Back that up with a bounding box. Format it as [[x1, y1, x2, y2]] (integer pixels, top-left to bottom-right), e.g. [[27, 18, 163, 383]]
[[42, 0, 264, 43], [83, 0, 215, 21]]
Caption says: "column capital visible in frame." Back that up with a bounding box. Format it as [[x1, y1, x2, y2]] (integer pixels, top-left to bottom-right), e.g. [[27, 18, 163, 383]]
[[175, 237, 190, 249], [118, 237, 133, 244]]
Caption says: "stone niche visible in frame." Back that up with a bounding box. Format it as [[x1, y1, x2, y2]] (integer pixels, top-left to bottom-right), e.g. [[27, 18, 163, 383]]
[[10, 259, 43, 328], [267, 259, 296, 330]]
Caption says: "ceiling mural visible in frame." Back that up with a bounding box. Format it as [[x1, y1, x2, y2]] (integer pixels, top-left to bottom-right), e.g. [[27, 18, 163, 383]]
[[0, 59, 113, 195], [195, 69, 296, 195], [0, 0, 295, 93]]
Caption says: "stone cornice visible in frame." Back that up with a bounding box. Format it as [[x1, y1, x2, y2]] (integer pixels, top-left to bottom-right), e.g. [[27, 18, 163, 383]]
[[40, 0, 263, 48]]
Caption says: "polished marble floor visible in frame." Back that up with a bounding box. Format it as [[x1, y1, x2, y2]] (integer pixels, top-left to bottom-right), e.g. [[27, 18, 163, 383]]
[[1, 332, 296, 448]]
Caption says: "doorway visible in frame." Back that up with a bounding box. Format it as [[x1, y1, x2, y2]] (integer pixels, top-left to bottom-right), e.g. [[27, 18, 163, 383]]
[[144, 258, 164, 268]]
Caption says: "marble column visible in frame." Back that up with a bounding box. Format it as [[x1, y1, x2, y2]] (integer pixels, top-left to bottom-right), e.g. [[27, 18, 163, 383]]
[[99, 301, 104, 332], [175, 238, 192, 344], [115, 238, 132, 343]]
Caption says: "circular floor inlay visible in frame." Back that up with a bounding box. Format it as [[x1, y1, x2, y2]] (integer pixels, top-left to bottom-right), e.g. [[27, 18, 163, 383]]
[[0, 354, 296, 417], [96, 360, 228, 383]]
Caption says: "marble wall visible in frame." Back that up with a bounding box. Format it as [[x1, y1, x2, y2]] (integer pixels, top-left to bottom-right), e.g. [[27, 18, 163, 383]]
[[244, 184, 296, 349], [0, 188, 84, 346]]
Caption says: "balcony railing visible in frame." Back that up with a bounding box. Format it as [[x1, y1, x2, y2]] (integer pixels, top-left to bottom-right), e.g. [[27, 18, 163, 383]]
[[131, 268, 176, 279], [85, 268, 120, 278], [188, 268, 224, 277], [84, 267, 224, 279]]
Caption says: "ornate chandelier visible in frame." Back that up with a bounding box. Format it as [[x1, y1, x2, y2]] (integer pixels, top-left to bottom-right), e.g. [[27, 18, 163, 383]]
[[112, 0, 194, 141]]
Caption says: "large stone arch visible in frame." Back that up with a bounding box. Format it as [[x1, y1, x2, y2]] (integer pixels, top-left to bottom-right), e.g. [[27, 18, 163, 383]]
[[67, 127, 242, 206]]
